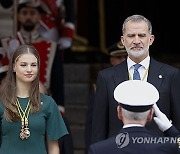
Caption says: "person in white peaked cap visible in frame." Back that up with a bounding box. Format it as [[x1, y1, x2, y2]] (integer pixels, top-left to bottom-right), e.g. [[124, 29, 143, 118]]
[[88, 80, 179, 154]]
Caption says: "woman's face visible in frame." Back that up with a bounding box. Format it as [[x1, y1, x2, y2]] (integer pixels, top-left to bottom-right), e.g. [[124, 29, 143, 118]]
[[14, 53, 38, 84]]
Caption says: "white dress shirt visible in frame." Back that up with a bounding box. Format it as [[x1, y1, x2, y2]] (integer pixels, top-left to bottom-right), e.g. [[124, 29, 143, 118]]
[[127, 56, 150, 81]]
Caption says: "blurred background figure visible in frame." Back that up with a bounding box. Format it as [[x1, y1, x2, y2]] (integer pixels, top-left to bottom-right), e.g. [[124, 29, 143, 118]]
[[108, 41, 128, 66], [38, 0, 75, 52]]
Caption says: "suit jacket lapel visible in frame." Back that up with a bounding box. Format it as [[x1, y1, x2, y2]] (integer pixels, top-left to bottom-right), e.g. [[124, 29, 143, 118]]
[[147, 58, 163, 89], [113, 61, 129, 86], [112, 58, 164, 89]]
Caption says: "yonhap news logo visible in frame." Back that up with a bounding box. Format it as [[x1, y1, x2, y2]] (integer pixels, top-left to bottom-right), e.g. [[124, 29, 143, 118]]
[[132, 136, 178, 144], [115, 132, 179, 149], [115, 132, 130, 148]]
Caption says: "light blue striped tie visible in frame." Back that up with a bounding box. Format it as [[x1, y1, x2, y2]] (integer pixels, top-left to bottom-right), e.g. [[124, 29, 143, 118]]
[[133, 64, 141, 80]]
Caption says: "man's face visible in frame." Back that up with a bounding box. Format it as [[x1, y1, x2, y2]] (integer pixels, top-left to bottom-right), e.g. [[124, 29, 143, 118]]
[[121, 20, 154, 62], [18, 7, 40, 32]]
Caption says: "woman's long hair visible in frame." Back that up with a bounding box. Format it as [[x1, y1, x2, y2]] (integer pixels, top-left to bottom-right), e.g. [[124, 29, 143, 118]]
[[0, 44, 41, 122]]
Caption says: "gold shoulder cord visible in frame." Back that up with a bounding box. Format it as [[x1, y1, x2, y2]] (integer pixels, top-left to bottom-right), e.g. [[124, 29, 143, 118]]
[[16, 98, 31, 140], [128, 67, 149, 81]]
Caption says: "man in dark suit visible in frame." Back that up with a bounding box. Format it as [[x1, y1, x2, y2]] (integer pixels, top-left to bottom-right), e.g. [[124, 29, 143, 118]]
[[91, 14, 180, 144], [89, 80, 179, 154]]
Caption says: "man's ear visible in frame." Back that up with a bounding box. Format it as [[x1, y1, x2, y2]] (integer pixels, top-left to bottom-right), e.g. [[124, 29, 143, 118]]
[[149, 35, 155, 46], [117, 105, 123, 120], [121, 36, 125, 46], [147, 108, 154, 122]]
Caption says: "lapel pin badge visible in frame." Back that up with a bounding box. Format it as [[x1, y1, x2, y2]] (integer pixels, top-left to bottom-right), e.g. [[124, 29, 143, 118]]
[[158, 75, 162, 79]]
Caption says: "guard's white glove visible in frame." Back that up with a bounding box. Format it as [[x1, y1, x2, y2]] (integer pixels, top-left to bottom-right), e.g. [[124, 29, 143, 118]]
[[58, 22, 74, 50], [58, 37, 72, 50], [153, 104, 172, 132]]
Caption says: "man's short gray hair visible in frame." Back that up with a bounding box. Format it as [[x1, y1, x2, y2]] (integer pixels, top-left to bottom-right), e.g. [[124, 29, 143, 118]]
[[121, 107, 150, 121], [122, 14, 152, 35]]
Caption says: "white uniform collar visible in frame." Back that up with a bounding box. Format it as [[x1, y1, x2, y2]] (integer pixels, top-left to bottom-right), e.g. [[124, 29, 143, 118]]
[[123, 124, 144, 128]]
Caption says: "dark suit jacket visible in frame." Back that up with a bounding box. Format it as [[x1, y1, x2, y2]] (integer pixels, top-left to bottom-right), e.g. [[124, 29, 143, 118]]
[[89, 127, 179, 154], [91, 58, 180, 143]]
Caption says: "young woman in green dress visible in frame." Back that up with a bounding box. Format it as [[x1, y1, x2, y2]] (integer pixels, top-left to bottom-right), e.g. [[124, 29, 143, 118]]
[[0, 44, 68, 154]]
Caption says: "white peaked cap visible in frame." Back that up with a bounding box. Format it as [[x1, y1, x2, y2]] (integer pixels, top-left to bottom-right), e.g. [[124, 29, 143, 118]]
[[114, 80, 159, 112]]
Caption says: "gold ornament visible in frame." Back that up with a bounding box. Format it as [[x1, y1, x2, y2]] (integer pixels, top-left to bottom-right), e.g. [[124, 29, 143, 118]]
[[16, 98, 31, 140]]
